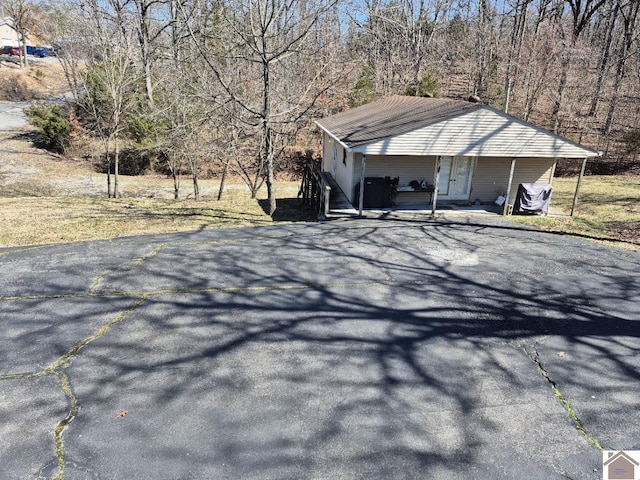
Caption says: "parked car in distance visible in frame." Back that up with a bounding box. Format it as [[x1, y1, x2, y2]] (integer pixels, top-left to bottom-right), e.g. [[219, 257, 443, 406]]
[[0, 46, 21, 56], [26, 46, 48, 57]]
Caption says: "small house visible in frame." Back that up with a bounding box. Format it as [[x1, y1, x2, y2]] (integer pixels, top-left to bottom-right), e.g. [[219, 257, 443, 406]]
[[315, 95, 600, 215], [603, 451, 639, 480]]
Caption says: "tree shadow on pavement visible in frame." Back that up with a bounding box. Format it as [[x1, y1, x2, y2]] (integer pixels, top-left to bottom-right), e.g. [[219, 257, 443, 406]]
[[258, 197, 318, 222], [1, 217, 639, 479]]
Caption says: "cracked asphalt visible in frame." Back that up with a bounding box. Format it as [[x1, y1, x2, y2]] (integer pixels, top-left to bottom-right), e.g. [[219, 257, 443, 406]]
[[1, 216, 639, 480]]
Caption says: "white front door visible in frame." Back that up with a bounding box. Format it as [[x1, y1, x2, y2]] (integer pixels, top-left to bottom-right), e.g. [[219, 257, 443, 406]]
[[437, 156, 474, 200]]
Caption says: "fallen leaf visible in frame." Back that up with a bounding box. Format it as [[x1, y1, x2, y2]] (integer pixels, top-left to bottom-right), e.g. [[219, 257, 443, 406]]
[[116, 410, 128, 418]]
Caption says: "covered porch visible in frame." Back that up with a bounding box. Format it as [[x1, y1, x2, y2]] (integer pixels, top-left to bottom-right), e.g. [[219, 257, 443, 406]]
[[314, 96, 600, 218]]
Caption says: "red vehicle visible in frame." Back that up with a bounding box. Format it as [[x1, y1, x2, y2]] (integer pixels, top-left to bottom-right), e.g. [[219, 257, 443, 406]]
[[1, 46, 21, 56]]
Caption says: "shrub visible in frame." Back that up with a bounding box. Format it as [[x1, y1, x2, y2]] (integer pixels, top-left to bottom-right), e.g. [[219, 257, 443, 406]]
[[349, 62, 377, 107], [24, 102, 73, 153], [623, 129, 640, 155], [405, 71, 441, 98]]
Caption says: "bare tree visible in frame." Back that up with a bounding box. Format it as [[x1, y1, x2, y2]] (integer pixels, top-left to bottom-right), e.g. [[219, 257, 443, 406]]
[[181, 0, 339, 215], [503, 0, 533, 113], [603, 0, 639, 135], [81, 0, 139, 198], [41, 2, 86, 103], [587, 0, 619, 116], [1, 0, 34, 68], [550, 0, 606, 133]]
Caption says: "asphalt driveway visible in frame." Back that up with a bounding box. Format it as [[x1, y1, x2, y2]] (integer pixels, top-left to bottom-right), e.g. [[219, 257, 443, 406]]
[[0, 101, 29, 132], [1, 216, 639, 479]]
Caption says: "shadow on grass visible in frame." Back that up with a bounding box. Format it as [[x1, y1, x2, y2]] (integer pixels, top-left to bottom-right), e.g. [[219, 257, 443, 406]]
[[259, 197, 318, 222]]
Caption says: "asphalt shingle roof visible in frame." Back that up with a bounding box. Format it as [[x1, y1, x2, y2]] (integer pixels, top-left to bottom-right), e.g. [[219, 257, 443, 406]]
[[315, 95, 481, 148]]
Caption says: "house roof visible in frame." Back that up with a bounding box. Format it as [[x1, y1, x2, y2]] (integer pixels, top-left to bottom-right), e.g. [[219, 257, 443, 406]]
[[316, 95, 600, 159], [316, 96, 480, 148], [604, 451, 640, 466]]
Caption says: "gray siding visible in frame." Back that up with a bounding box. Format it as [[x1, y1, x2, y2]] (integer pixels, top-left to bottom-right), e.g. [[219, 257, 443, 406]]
[[471, 157, 555, 202], [321, 133, 332, 172], [352, 155, 436, 193], [346, 154, 556, 206]]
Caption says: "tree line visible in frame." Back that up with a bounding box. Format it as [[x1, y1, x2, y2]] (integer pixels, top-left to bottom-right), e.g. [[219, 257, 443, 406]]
[[4, 0, 640, 212]]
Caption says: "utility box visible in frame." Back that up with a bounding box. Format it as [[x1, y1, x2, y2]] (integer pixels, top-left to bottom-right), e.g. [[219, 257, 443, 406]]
[[353, 177, 393, 208]]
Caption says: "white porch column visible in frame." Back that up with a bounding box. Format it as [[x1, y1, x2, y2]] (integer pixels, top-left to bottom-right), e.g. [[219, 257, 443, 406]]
[[503, 157, 517, 216], [571, 157, 588, 217], [432, 156, 441, 215], [358, 154, 367, 216]]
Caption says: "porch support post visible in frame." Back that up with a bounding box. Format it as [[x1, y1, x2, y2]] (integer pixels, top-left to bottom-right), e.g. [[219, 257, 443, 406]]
[[570, 157, 588, 217], [432, 156, 441, 215], [503, 157, 516, 216], [358, 153, 367, 216]]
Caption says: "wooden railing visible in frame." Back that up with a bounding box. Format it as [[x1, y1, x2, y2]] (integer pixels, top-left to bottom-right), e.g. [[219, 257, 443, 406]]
[[299, 158, 330, 219]]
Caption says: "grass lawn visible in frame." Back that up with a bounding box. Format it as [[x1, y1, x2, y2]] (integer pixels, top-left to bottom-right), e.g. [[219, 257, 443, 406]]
[[0, 131, 317, 247], [1, 128, 639, 249], [0, 183, 318, 248], [510, 175, 640, 249]]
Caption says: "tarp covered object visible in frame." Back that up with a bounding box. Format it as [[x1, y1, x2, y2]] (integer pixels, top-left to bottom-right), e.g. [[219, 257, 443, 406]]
[[513, 183, 553, 214]]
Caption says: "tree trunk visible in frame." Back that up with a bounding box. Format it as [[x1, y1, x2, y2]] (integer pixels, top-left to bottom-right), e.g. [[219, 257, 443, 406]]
[[106, 150, 112, 198], [265, 138, 276, 215], [21, 39, 29, 68], [503, 0, 529, 113], [113, 134, 120, 198], [217, 158, 230, 201], [192, 172, 200, 201], [603, 0, 638, 135], [262, 55, 277, 216], [551, 53, 569, 134], [588, 1, 618, 117], [172, 169, 179, 200]]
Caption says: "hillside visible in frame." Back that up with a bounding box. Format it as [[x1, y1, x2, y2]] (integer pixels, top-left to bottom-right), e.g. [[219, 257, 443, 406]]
[[0, 59, 69, 101]]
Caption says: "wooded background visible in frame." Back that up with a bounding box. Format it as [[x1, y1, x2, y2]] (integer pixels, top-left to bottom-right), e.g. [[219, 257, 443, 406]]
[[3, 0, 639, 211]]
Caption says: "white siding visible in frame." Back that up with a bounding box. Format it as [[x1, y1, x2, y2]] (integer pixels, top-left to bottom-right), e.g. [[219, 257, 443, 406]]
[[353, 108, 598, 158], [323, 133, 354, 201], [0, 24, 19, 46]]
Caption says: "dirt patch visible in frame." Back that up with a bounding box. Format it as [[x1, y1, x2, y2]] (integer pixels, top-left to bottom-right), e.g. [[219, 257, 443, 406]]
[[0, 61, 69, 101], [0, 131, 103, 197]]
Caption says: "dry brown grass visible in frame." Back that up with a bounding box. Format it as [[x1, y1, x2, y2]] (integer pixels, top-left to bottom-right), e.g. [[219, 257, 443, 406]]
[[2, 127, 640, 249], [0, 61, 69, 100], [0, 131, 312, 247]]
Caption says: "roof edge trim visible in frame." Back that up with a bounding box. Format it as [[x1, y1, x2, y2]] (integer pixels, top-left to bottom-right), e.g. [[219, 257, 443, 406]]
[[315, 121, 353, 152]]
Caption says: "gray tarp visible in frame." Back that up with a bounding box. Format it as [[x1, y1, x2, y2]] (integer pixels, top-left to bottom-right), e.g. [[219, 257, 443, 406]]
[[513, 183, 553, 214]]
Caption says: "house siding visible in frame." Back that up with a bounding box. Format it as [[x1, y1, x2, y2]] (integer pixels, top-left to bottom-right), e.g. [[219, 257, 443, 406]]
[[347, 154, 556, 205], [0, 24, 18, 46], [354, 109, 597, 159], [321, 132, 332, 172], [322, 133, 357, 201], [352, 155, 437, 205], [471, 157, 556, 201]]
